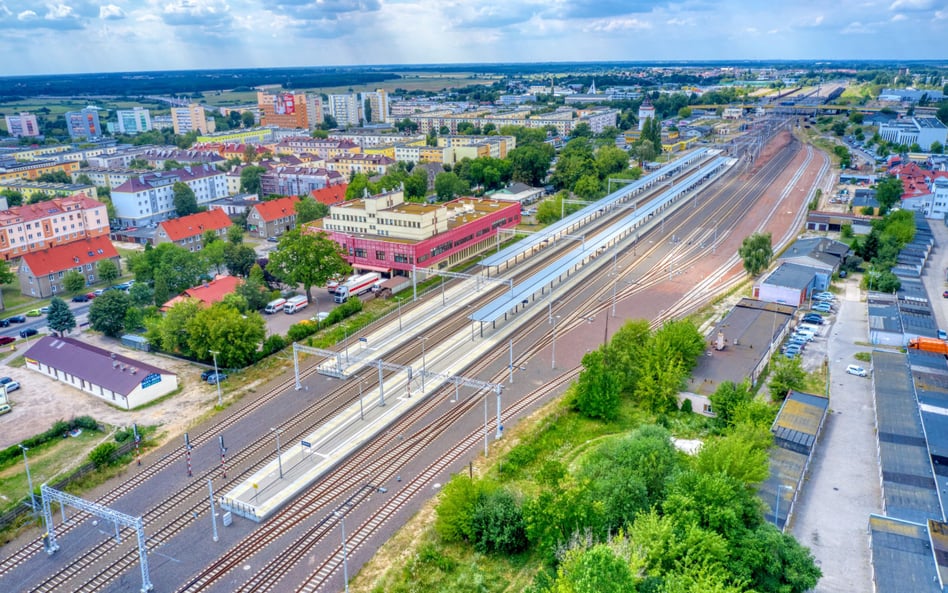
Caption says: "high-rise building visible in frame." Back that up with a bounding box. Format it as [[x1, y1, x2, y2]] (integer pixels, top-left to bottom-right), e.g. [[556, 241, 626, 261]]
[[305, 95, 324, 129], [65, 107, 102, 139], [327, 94, 362, 127], [257, 91, 312, 129], [171, 104, 214, 135], [638, 98, 656, 131], [4, 113, 41, 138], [360, 89, 389, 124], [115, 107, 152, 135]]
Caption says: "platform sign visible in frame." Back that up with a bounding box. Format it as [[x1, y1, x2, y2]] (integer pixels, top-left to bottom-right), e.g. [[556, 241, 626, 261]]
[[222, 511, 233, 527], [301, 440, 312, 449]]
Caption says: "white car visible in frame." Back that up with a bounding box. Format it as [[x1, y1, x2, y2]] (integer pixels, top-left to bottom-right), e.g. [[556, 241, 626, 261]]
[[846, 364, 868, 377]]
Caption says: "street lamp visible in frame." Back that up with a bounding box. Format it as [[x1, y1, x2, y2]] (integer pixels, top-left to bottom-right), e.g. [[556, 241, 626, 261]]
[[209, 350, 222, 407], [355, 375, 365, 421], [774, 484, 793, 530], [19, 444, 35, 512], [417, 336, 428, 391], [270, 428, 284, 479]]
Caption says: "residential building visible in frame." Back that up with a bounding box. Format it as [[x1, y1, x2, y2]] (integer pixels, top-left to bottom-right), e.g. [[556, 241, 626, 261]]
[[195, 127, 274, 145], [438, 135, 516, 162], [752, 262, 823, 306], [312, 188, 520, 275], [135, 147, 226, 170], [205, 193, 259, 217], [329, 131, 424, 149], [0, 159, 80, 184], [394, 144, 451, 165], [4, 113, 41, 138], [273, 137, 361, 159], [18, 235, 120, 297], [328, 94, 362, 127], [247, 196, 300, 239], [638, 98, 656, 131], [4, 144, 72, 162], [0, 181, 97, 202], [161, 274, 243, 311], [155, 208, 232, 250], [110, 165, 228, 228], [0, 193, 109, 261], [325, 154, 394, 177], [65, 107, 102, 139], [310, 184, 348, 206], [115, 107, 152, 135], [485, 182, 544, 206], [24, 336, 178, 410], [879, 117, 947, 151], [70, 168, 147, 189], [259, 166, 344, 197], [257, 91, 313, 129], [361, 89, 390, 124], [407, 107, 617, 136], [171, 104, 214, 135]]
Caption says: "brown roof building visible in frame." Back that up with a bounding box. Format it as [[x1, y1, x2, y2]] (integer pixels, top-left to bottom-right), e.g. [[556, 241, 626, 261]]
[[155, 208, 232, 250], [18, 235, 120, 298], [247, 196, 300, 240], [0, 193, 109, 261]]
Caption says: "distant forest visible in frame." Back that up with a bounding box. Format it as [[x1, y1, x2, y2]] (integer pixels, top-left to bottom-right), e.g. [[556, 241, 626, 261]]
[[0, 67, 401, 99]]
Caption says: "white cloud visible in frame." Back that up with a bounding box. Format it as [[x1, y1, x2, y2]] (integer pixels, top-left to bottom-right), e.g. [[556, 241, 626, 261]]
[[99, 4, 125, 20], [889, 0, 934, 10], [841, 20, 875, 33], [17, 9, 37, 20], [890, 13, 906, 20], [583, 16, 651, 32], [45, 4, 74, 20]]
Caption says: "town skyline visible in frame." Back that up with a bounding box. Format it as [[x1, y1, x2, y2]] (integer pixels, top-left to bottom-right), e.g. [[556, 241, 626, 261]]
[[2, 0, 947, 76]]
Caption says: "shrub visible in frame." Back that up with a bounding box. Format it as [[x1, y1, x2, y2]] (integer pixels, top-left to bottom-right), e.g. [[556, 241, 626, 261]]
[[88, 442, 119, 468], [261, 334, 287, 356], [71, 416, 99, 431], [287, 321, 318, 343], [680, 398, 693, 413], [435, 475, 496, 543], [470, 488, 528, 555]]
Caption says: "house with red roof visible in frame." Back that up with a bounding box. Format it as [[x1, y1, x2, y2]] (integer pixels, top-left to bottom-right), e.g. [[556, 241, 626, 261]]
[[246, 196, 300, 240], [160, 274, 243, 311], [311, 183, 348, 206], [0, 193, 109, 261], [890, 162, 948, 219], [17, 235, 120, 297], [155, 208, 232, 251]]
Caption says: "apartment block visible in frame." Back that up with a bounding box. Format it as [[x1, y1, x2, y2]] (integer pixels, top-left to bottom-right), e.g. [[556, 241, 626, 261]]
[[328, 94, 362, 127], [115, 107, 152, 135], [325, 154, 395, 177], [65, 107, 103, 139], [257, 91, 312, 129], [171, 104, 214, 135], [0, 159, 80, 184], [361, 89, 390, 124], [4, 113, 41, 138], [18, 235, 120, 297], [0, 194, 109, 261], [0, 181, 98, 202], [111, 165, 228, 228]]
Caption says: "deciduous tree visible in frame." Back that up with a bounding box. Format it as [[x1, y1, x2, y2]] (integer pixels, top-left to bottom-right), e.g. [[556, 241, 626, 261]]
[[267, 229, 350, 303], [63, 269, 86, 294], [294, 197, 329, 225], [172, 182, 200, 216], [186, 303, 265, 367], [97, 259, 120, 286], [738, 232, 773, 276], [89, 290, 130, 337]]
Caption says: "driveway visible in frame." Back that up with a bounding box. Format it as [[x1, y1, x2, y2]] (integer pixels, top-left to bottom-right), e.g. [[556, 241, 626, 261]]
[[789, 278, 882, 593]]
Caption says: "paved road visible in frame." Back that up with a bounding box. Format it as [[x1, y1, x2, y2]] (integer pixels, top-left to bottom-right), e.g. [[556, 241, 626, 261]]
[[0, 301, 92, 340], [921, 221, 948, 332], [790, 278, 881, 593]]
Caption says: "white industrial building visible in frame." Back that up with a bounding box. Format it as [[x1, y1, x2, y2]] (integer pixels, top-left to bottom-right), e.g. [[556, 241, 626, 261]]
[[878, 117, 947, 151]]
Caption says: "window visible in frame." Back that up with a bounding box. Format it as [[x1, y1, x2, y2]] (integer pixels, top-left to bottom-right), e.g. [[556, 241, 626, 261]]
[[88, 274, 94, 282], [375, 250, 386, 260]]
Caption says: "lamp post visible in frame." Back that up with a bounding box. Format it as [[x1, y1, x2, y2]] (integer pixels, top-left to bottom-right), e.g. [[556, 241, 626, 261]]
[[271, 428, 284, 479], [19, 444, 35, 513], [774, 484, 793, 530], [417, 336, 428, 391], [356, 375, 365, 421], [209, 350, 222, 407]]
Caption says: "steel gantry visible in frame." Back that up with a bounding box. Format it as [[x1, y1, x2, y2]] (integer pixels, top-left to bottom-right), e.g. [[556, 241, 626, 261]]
[[40, 484, 154, 592], [292, 342, 348, 384], [418, 368, 505, 439]]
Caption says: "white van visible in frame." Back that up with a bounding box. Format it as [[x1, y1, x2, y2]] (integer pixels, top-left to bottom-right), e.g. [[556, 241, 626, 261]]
[[283, 295, 308, 314], [264, 298, 287, 314]]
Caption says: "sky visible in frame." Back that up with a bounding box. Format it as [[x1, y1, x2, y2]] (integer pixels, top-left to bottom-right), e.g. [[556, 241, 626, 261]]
[[1, 0, 947, 76]]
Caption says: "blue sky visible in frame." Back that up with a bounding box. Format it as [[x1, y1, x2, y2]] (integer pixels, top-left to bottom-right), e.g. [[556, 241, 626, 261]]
[[1, 0, 946, 76]]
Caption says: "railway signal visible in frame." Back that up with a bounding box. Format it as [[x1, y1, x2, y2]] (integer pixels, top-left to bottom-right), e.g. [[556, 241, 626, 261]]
[[185, 433, 192, 478], [133, 424, 141, 467], [219, 435, 227, 479]]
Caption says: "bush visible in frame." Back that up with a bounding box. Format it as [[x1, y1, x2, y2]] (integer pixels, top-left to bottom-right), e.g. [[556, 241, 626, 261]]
[[470, 488, 528, 555], [72, 416, 99, 431], [680, 398, 693, 413], [287, 321, 318, 343], [435, 475, 496, 543], [88, 442, 119, 468], [261, 334, 287, 356]]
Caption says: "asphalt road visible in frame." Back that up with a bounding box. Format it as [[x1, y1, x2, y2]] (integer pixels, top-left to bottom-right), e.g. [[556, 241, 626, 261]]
[[0, 300, 92, 339]]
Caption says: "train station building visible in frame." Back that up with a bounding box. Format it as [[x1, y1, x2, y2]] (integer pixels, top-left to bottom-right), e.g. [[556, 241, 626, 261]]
[[307, 188, 520, 276]]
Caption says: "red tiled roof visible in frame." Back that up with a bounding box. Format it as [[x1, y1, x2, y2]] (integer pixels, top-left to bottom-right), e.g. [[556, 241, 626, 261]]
[[161, 274, 242, 311], [0, 193, 104, 226], [252, 196, 300, 222], [20, 235, 118, 276], [311, 183, 348, 206], [158, 208, 232, 242]]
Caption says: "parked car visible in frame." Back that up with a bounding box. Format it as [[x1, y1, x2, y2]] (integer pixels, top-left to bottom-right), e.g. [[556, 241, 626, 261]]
[[943, 290, 948, 299], [0, 403, 10, 416], [0, 337, 15, 346], [267, 236, 279, 243], [72, 294, 90, 303], [206, 372, 228, 385], [7, 315, 26, 324], [813, 292, 834, 300], [846, 364, 868, 377], [5, 381, 20, 392], [812, 303, 833, 313], [0, 319, 9, 328], [802, 314, 824, 324], [0, 377, 12, 384], [93, 289, 105, 296], [39, 306, 50, 314], [200, 369, 216, 381], [18, 328, 37, 339], [939, 330, 948, 340], [25, 309, 42, 317]]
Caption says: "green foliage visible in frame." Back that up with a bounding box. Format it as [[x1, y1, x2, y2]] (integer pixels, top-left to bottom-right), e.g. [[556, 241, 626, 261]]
[[693, 427, 771, 484], [663, 469, 763, 539], [62, 269, 86, 293], [240, 165, 267, 194], [293, 198, 329, 226], [224, 243, 257, 277], [524, 482, 602, 563], [434, 172, 470, 200], [261, 334, 287, 356], [129, 243, 207, 302], [435, 475, 497, 543], [151, 299, 202, 355], [46, 297, 76, 336], [128, 282, 155, 307], [267, 229, 350, 303], [187, 303, 265, 367], [574, 348, 621, 421], [832, 145, 851, 168], [728, 525, 822, 593], [172, 181, 200, 215], [470, 489, 528, 555], [509, 143, 555, 186], [738, 232, 773, 276], [88, 290, 131, 337], [874, 177, 903, 213], [88, 442, 119, 468], [551, 543, 638, 593], [768, 354, 806, 401], [709, 380, 753, 427], [97, 259, 120, 286]]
